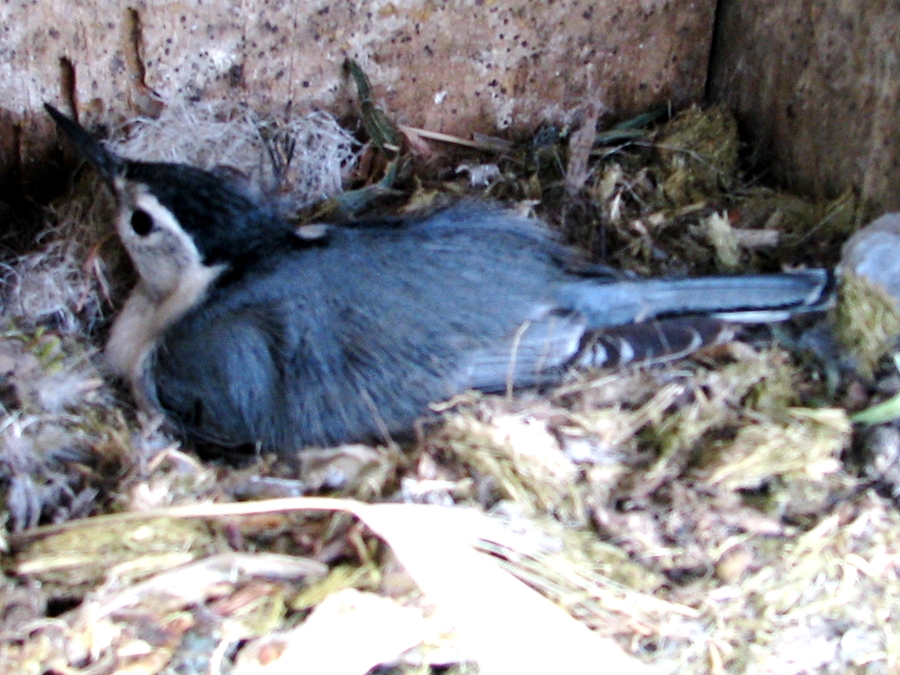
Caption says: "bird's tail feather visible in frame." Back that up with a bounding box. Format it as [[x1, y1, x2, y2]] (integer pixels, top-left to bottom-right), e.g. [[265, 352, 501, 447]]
[[464, 270, 833, 392], [574, 317, 735, 369], [559, 269, 834, 329]]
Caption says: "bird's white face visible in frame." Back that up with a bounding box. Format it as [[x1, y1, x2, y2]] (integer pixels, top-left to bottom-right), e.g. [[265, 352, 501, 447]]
[[105, 177, 226, 383], [112, 177, 221, 303]]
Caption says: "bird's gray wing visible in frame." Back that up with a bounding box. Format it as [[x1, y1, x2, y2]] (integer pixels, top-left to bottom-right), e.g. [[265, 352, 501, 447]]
[[460, 269, 833, 392], [459, 311, 587, 391]]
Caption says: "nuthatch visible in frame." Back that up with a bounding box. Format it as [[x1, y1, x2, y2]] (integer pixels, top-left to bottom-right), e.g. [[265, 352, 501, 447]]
[[46, 104, 834, 453]]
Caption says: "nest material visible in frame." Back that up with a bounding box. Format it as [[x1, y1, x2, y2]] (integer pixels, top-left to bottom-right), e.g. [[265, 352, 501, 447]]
[[1, 100, 898, 675]]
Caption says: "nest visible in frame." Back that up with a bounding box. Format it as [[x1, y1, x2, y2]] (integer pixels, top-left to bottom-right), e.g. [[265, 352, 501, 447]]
[[1, 92, 899, 675]]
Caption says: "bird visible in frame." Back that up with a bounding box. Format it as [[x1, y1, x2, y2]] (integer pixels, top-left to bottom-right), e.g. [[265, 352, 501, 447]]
[[45, 103, 834, 453]]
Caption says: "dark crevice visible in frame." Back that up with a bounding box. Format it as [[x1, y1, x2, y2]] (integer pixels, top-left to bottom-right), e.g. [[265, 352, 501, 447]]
[[125, 7, 164, 115], [126, 7, 149, 90], [0, 119, 47, 250], [45, 596, 82, 618], [9, 120, 22, 180], [59, 57, 78, 119], [0, 121, 28, 245], [703, 0, 725, 104]]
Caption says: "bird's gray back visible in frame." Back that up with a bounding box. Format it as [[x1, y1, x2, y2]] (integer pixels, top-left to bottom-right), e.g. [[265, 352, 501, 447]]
[[149, 207, 574, 449]]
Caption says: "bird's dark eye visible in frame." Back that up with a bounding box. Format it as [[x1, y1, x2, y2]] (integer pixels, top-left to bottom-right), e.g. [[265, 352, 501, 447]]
[[130, 209, 155, 236]]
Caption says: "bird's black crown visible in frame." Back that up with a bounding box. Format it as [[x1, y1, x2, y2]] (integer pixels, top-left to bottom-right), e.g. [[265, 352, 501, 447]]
[[124, 161, 292, 265]]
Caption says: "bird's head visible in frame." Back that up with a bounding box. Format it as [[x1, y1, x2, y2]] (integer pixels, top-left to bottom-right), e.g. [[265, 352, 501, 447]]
[[45, 104, 287, 301]]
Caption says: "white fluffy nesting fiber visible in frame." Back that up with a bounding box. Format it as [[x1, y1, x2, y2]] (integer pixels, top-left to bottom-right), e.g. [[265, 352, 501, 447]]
[[109, 101, 360, 210]]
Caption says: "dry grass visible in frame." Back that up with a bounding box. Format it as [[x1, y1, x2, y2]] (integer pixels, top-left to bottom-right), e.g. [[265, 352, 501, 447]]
[[1, 100, 897, 675]]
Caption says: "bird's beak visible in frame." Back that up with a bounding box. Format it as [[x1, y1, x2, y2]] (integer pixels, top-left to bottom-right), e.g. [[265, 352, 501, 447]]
[[45, 104, 125, 188]]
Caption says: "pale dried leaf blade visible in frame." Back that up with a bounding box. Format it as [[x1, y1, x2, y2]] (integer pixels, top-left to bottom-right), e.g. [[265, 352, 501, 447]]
[[87, 551, 327, 618], [353, 503, 660, 675], [234, 589, 428, 675]]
